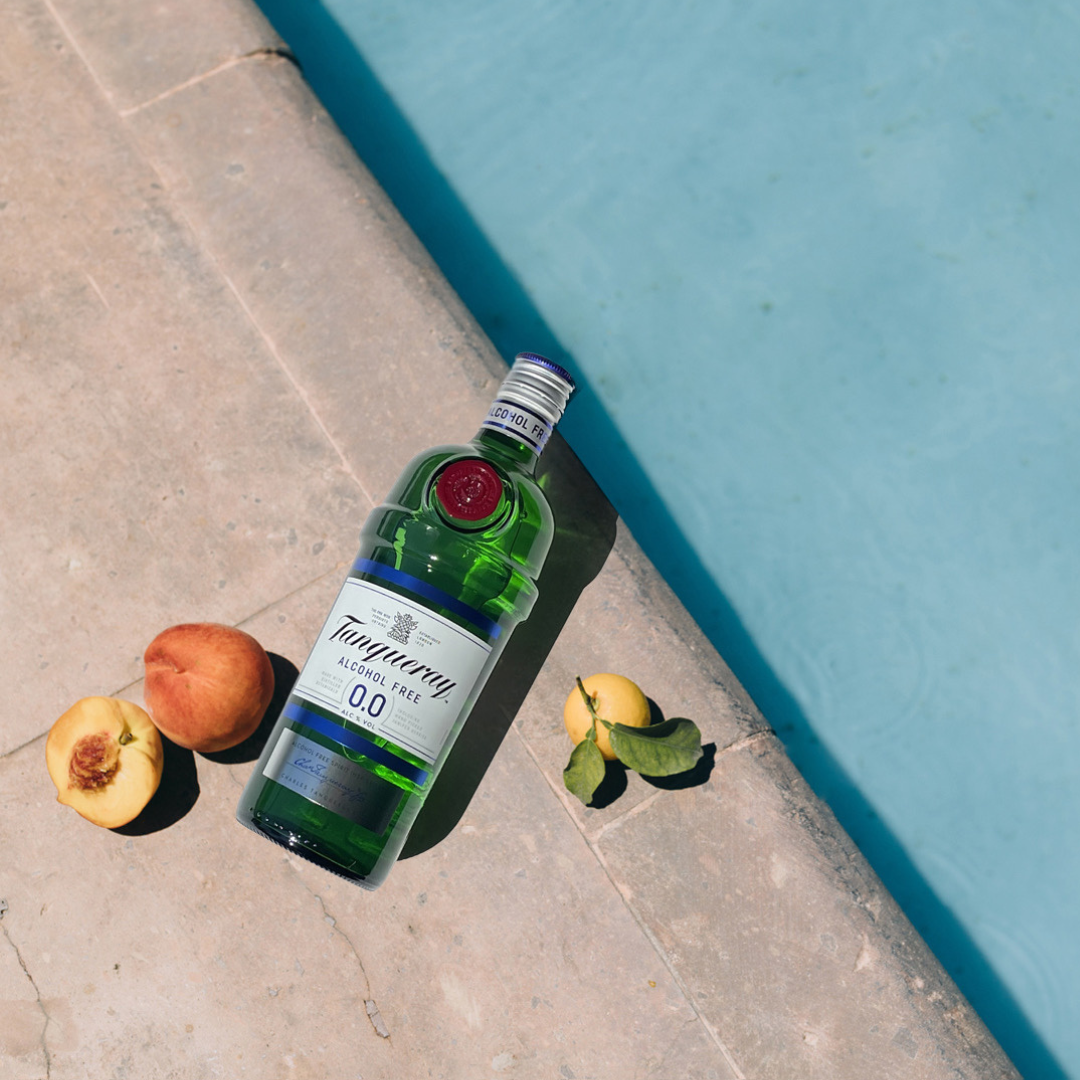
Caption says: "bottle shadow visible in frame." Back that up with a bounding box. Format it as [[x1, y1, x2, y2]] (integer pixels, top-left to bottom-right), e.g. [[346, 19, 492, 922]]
[[401, 435, 618, 857], [113, 735, 199, 836], [248, 3, 1067, 1074]]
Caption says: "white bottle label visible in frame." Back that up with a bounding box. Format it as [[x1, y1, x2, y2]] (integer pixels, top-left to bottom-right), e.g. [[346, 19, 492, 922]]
[[480, 398, 553, 454], [293, 577, 493, 766]]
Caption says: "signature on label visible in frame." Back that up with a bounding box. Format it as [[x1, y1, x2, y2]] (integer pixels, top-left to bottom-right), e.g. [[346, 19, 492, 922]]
[[291, 755, 367, 806]]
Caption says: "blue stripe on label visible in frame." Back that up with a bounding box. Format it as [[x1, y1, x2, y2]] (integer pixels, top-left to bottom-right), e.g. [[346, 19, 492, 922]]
[[285, 702, 430, 786], [352, 557, 502, 640]]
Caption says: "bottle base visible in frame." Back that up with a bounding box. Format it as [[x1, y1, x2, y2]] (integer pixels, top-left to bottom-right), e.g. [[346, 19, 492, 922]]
[[236, 812, 384, 891]]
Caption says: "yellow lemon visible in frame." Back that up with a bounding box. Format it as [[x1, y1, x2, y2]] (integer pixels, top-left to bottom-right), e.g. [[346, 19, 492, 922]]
[[563, 673, 651, 761]]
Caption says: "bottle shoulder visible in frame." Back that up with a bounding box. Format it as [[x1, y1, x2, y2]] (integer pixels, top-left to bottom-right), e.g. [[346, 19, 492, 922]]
[[358, 441, 555, 625], [382, 441, 552, 530]]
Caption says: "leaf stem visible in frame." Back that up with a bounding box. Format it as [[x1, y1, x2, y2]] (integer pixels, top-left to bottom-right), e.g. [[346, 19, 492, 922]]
[[575, 676, 613, 743]]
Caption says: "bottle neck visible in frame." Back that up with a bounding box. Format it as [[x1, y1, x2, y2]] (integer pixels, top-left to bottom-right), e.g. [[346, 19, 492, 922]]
[[474, 353, 574, 473], [472, 426, 543, 473]]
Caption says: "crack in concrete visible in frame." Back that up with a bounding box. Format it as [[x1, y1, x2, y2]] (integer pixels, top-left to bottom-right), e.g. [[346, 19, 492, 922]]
[[287, 868, 391, 1042], [1, 906, 53, 1078], [224, 763, 248, 791]]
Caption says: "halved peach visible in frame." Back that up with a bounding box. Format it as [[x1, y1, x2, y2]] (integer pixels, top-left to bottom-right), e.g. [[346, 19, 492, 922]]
[[46, 697, 164, 828]]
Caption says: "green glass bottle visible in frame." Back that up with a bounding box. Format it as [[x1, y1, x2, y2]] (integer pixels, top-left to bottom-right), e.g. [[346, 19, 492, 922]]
[[236, 353, 575, 889]]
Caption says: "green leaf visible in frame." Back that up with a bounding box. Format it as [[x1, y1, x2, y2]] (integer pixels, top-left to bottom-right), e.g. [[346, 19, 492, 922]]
[[609, 718, 703, 777], [563, 737, 607, 804]]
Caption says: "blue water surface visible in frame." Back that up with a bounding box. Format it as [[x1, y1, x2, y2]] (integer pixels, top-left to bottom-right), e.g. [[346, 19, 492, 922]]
[[255, 1, 1080, 1075]]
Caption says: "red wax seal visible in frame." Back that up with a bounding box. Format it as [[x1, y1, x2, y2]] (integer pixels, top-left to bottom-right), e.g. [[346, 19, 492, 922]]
[[435, 459, 504, 522]]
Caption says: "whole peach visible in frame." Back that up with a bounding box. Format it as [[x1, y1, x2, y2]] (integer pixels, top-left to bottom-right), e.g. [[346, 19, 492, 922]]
[[143, 623, 274, 752]]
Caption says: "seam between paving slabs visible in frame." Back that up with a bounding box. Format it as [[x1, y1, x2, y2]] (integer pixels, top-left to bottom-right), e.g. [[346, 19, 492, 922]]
[[2, 563, 358, 759], [587, 728, 774, 846], [511, 721, 777, 1080], [210, 267, 379, 511], [36, 2, 378, 514], [116, 48, 300, 118], [39, 0, 112, 106], [128, 125, 379, 511]]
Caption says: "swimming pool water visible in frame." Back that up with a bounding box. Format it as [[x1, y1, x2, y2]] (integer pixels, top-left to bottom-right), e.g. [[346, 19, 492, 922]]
[[254, 2, 1080, 1075]]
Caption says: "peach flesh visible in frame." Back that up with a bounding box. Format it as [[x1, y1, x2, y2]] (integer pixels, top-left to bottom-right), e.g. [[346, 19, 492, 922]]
[[46, 697, 164, 829]]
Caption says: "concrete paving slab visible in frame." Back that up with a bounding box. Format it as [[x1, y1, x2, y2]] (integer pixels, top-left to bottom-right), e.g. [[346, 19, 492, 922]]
[[124, 54, 502, 505], [597, 734, 1015, 1079], [0, 0, 364, 757], [0, 573, 736, 1080]]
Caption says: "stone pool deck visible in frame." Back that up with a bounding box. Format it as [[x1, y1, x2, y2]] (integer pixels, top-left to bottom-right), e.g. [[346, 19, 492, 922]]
[[0, 0, 1020, 1077]]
